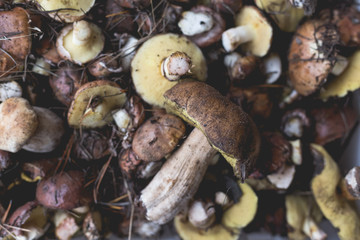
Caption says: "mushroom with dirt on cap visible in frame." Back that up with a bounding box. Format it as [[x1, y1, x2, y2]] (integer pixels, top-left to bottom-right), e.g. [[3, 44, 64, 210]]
[[222, 6, 273, 56]]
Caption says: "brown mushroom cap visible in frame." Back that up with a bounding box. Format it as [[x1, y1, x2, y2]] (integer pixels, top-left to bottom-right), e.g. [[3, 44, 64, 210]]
[[0, 98, 38, 153], [131, 33, 207, 108], [288, 20, 338, 96], [67, 80, 127, 128], [35, 0, 96, 23]]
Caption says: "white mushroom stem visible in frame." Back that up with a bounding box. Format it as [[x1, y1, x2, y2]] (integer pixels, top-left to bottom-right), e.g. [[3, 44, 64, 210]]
[[302, 216, 327, 240], [188, 200, 216, 229], [120, 36, 139, 72], [263, 53, 282, 84], [267, 164, 296, 189], [178, 11, 214, 36], [283, 117, 304, 138], [72, 21, 92, 46], [112, 108, 132, 132], [222, 26, 254, 52], [161, 51, 192, 81], [140, 128, 217, 224], [54, 211, 80, 240], [290, 139, 302, 165], [215, 191, 230, 206], [331, 55, 349, 76], [32, 58, 51, 76]]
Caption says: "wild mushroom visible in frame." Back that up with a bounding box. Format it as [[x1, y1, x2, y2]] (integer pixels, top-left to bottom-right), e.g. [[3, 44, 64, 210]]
[[224, 53, 259, 84], [88, 55, 122, 78], [340, 166, 360, 201], [320, 50, 360, 100], [174, 182, 257, 240], [187, 199, 216, 229], [0, 98, 38, 153], [0, 81, 22, 102], [288, 0, 317, 15], [57, 21, 105, 65], [35, 0, 95, 23], [140, 81, 260, 224], [221, 6, 273, 56], [131, 33, 207, 108], [67, 80, 127, 128], [288, 19, 344, 96], [53, 211, 80, 240], [310, 144, 360, 240], [178, 6, 226, 48], [132, 113, 186, 162]]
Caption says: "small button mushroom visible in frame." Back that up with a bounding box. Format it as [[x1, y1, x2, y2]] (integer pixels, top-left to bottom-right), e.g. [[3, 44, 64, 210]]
[[0, 98, 38, 153], [224, 53, 259, 84], [35, 0, 95, 23], [132, 113, 186, 162], [49, 66, 88, 107], [222, 6, 273, 56], [178, 6, 225, 48], [22, 107, 65, 153], [67, 80, 127, 128], [88, 55, 122, 78], [0, 81, 22, 102], [254, 0, 304, 32], [57, 21, 105, 65], [36, 170, 90, 210], [131, 33, 207, 108], [288, 20, 340, 96]]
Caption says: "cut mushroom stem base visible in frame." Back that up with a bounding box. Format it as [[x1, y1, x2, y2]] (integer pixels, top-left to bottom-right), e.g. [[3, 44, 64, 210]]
[[161, 51, 192, 81]]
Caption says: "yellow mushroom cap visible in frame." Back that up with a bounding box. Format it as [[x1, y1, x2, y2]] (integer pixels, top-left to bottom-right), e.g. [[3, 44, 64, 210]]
[[235, 6, 273, 57], [320, 50, 360, 100], [36, 0, 95, 23], [57, 21, 105, 65], [67, 80, 127, 128], [131, 33, 207, 108]]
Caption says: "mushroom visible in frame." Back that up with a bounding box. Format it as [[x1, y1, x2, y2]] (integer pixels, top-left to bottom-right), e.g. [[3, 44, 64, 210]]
[[36, 170, 90, 210], [0, 7, 32, 77], [131, 113, 186, 162], [0, 150, 12, 173], [178, 6, 226, 48], [88, 55, 122, 78], [0, 98, 38, 153], [288, 20, 342, 96], [320, 50, 360, 100], [35, 0, 95, 23], [82, 211, 102, 240], [285, 194, 326, 240], [254, 0, 305, 32], [221, 6, 273, 56], [118, 148, 142, 177], [140, 81, 260, 223], [340, 166, 360, 201], [174, 182, 257, 240], [57, 21, 105, 65], [67, 80, 127, 128], [310, 144, 360, 240], [131, 33, 207, 108], [187, 199, 216, 229], [224, 53, 259, 84], [288, 0, 317, 16], [53, 211, 80, 240], [0, 81, 22, 102], [22, 107, 65, 153], [21, 159, 57, 183]]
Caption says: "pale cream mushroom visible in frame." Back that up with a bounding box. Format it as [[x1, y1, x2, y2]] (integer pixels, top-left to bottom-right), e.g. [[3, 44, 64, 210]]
[[131, 33, 207, 108], [0, 98, 38, 153], [35, 0, 95, 23], [57, 21, 105, 65], [0, 81, 22, 102], [222, 6, 272, 56]]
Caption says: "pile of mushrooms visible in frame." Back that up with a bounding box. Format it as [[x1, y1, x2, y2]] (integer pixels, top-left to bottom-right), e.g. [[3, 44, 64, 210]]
[[0, 0, 359, 240]]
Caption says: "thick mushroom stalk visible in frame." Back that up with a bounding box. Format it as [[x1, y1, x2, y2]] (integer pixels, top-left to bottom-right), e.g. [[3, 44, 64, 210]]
[[340, 166, 360, 200], [73, 21, 93, 46], [222, 26, 254, 52], [140, 128, 217, 224], [161, 52, 192, 81]]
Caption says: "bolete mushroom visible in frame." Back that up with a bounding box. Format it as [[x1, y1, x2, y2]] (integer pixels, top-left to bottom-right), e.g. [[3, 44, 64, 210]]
[[35, 0, 95, 23], [340, 166, 360, 201], [221, 6, 273, 56], [310, 144, 360, 240], [131, 33, 207, 108], [67, 80, 127, 128], [57, 21, 105, 65]]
